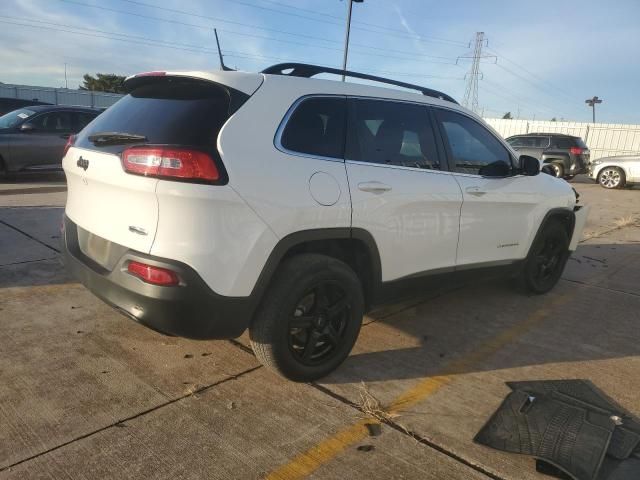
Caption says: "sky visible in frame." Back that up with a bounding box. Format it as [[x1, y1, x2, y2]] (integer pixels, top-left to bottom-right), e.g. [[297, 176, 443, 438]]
[[0, 0, 638, 123]]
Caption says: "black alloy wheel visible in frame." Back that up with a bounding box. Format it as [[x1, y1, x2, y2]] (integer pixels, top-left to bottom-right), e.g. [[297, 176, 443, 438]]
[[288, 282, 351, 366]]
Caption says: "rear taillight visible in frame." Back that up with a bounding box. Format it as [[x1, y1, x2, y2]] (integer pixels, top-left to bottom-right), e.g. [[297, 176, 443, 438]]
[[570, 147, 584, 155], [127, 261, 179, 286], [122, 147, 219, 182], [63, 135, 76, 157]]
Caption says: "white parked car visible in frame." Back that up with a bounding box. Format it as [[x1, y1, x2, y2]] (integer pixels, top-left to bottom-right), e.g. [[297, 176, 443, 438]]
[[61, 63, 589, 381], [588, 154, 640, 189]]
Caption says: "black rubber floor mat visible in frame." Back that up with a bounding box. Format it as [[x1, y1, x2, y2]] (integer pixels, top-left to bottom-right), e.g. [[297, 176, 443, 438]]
[[537, 459, 573, 479], [597, 457, 640, 480], [508, 380, 640, 460], [538, 458, 640, 480], [475, 390, 616, 480]]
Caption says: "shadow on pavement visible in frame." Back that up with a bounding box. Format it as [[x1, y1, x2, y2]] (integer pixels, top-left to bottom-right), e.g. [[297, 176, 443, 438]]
[[327, 241, 640, 383], [0, 206, 72, 288]]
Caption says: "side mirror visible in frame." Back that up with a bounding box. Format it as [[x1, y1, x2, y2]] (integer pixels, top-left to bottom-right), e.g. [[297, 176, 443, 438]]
[[519, 155, 540, 176], [19, 123, 36, 132]]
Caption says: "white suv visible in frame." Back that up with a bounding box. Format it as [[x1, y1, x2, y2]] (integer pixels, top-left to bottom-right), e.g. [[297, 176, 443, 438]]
[[61, 63, 589, 381]]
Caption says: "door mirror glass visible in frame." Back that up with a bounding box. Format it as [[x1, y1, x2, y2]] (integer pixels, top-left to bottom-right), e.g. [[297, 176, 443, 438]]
[[19, 123, 36, 132], [519, 155, 540, 176]]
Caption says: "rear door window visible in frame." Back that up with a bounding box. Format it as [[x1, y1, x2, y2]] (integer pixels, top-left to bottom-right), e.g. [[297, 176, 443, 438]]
[[75, 77, 247, 153], [279, 97, 346, 159], [345, 98, 440, 170]]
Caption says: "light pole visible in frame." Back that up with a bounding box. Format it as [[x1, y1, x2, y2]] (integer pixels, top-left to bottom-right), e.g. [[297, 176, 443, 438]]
[[585, 96, 602, 123], [342, 0, 363, 81]]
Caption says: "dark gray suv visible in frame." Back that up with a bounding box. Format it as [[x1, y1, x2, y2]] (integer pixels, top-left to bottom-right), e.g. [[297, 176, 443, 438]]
[[506, 133, 590, 179], [0, 105, 100, 177]]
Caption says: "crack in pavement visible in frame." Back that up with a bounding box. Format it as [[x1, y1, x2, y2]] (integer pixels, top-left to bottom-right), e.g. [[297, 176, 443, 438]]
[[224, 324, 503, 479], [0, 219, 60, 254], [0, 258, 54, 267], [562, 277, 640, 298], [0, 365, 263, 473]]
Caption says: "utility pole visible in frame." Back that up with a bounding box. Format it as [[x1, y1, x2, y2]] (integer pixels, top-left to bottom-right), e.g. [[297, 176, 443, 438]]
[[457, 32, 496, 113], [585, 96, 602, 123], [64, 62, 68, 89], [342, 0, 363, 81]]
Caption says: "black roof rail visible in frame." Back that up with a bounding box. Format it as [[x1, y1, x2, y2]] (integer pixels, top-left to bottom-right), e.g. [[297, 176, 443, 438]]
[[261, 63, 458, 104]]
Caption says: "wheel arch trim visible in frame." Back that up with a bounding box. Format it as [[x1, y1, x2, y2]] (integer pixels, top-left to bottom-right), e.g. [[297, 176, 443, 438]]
[[526, 207, 576, 259], [249, 228, 382, 313]]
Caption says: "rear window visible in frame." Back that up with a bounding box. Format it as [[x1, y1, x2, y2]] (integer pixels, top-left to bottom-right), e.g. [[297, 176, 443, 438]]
[[507, 136, 550, 148], [553, 136, 584, 149], [574, 138, 588, 149], [75, 77, 247, 153]]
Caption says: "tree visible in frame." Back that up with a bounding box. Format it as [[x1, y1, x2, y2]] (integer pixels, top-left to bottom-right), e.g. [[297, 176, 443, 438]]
[[502, 112, 513, 119], [80, 73, 126, 93], [550, 117, 557, 122]]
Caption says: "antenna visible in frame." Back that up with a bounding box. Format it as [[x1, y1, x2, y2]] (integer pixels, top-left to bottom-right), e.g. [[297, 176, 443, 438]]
[[214, 28, 233, 71]]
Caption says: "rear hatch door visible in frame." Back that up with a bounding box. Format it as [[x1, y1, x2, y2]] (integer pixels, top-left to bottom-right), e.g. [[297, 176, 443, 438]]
[[64, 73, 259, 256]]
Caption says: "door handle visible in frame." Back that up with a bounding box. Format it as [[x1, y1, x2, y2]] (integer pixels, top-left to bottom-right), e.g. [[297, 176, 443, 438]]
[[358, 181, 392, 194], [465, 186, 487, 196]]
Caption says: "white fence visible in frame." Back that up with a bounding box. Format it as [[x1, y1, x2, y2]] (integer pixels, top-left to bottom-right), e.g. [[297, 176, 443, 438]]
[[0, 83, 123, 109], [485, 118, 640, 160]]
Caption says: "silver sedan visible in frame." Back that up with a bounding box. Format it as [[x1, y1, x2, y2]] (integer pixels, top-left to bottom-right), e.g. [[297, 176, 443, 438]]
[[588, 154, 640, 189]]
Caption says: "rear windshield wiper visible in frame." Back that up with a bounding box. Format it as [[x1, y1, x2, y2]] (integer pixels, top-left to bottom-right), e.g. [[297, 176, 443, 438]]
[[88, 132, 147, 145]]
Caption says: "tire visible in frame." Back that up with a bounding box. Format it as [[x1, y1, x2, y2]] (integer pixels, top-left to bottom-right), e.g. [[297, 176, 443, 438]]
[[597, 167, 626, 189], [546, 162, 564, 178], [249, 253, 364, 382], [522, 220, 570, 294]]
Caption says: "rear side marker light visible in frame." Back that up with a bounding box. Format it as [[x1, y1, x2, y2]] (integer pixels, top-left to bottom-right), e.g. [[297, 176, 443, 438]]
[[570, 147, 584, 155], [127, 261, 180, 286], [122, 147, 219, 182]]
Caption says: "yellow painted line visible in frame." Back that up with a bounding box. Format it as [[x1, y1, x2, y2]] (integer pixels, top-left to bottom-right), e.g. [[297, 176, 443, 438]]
[[267, 293, 572, 480], [267, 420, 371, 480]]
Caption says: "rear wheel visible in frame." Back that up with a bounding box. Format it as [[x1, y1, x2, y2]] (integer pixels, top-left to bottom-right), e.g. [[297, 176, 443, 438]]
[[522, 220, 570, 294], [546, 162, 564, 178], [250, 254, 364, 382], [598, 167, 625, 189]]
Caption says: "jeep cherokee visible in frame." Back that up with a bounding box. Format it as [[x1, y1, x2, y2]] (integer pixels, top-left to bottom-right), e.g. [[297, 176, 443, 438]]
[[61, 64, 589, 381]]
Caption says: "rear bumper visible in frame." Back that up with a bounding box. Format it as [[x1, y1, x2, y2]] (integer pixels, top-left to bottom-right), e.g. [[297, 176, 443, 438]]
[[62, 216, 254, 339]]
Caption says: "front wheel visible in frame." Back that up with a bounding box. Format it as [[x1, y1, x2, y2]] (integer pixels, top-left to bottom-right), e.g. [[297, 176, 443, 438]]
[[250, 254, 364, 382], [522, 220, 570, 294]]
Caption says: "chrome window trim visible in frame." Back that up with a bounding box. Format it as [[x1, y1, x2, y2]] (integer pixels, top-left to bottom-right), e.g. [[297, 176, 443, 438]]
[[345, 159, 454, 176]]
